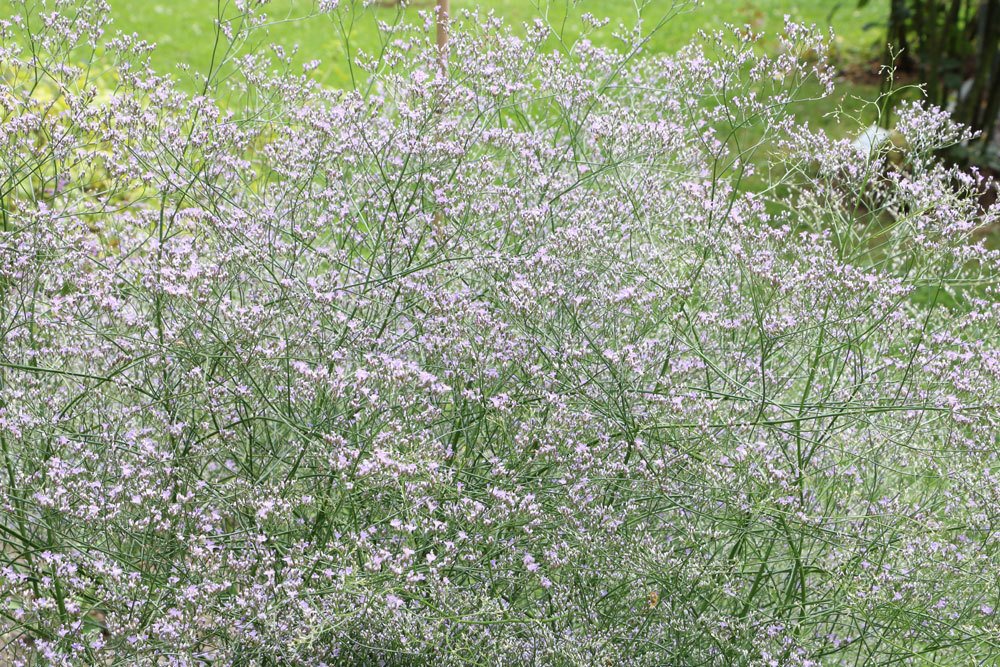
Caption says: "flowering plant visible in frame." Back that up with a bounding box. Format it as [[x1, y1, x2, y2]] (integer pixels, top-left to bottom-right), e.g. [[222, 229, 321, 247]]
[[1, 1, 998, 665]]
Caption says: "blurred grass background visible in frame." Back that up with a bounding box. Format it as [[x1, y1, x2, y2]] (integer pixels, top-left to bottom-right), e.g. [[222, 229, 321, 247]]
[[4, 1, 888, 86], [85, 1, 889, 88], [84, 1, 885, 132], [2, 0, 891, 148]]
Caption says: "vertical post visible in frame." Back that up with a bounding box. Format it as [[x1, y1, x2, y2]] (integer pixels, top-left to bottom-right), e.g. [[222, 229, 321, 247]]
[[435, 0, 450, 75]]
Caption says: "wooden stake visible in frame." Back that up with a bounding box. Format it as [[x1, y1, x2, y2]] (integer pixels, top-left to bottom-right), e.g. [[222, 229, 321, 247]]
[[435, 0, 449, 75]]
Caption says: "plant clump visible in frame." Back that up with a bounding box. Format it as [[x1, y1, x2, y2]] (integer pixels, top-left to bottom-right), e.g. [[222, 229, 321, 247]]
[[0, 1, 998, 665]]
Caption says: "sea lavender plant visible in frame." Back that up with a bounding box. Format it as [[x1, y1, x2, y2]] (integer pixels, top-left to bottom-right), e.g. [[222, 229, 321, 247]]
[[0, 1, 998, 665]]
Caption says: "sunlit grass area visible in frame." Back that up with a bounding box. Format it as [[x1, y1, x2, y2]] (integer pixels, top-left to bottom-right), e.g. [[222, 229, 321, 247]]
[[4, 1, 889, 89], [1, 1, 887, 142]]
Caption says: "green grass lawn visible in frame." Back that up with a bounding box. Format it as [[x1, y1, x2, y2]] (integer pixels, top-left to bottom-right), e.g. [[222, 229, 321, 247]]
[[74, 1, 883, 136], [4, 1, 889, 90], [3, 0, 889, 172], [2, 1, 889, 137]]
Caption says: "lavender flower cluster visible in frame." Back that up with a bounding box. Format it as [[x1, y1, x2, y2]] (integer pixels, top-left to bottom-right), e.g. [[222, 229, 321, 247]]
[[1, 1, 998, 664]]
